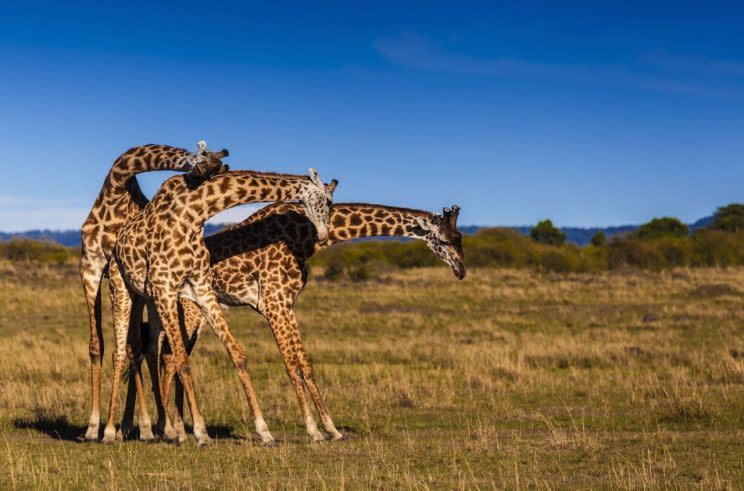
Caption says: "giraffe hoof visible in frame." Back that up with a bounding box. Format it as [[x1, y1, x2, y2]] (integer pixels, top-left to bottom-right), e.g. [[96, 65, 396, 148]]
[[101, 432, 117, 444], [261, 439, 278, 448], [330, 433, 346, 442], [82, 426, 99, 442], [196, 436, 212, 448], [310, 433, 326, 443], [139, 433, 156, 443]]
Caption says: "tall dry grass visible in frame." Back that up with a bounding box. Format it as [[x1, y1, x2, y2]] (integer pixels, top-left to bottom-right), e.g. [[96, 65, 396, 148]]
[[0, 259, 743, 489]]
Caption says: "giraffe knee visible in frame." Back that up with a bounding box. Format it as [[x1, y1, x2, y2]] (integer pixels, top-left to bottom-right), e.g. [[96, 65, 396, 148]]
[[230, 352, 247, 370], [300, 364, 314, 380], [89, 343, 102, 363]]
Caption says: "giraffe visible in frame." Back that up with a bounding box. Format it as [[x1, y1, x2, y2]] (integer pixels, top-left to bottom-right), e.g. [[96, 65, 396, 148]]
[[104, 167, 335, 446], [125, 202, 465, 442], [81, 140, 228, 442]]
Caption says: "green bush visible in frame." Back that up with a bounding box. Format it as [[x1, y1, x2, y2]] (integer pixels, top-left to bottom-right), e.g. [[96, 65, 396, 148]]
[[0, 238, 73, 264], [636, 217, 689, 239], [710, 203, 744, 233], [591, 231, 607, 247], [530, 219, 566, 246]]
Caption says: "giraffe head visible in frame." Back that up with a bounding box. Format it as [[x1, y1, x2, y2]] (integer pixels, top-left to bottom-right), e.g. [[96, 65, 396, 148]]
[[299, 168, 336, 242], [184, 140, 230, 179], [414, 205, 466, 280]]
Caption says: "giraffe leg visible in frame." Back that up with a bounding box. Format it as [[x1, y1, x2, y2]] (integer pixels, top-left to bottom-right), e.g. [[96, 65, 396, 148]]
[[101, 260, 132, 444], [159, 351, 182, 442], [171, 320, 201, 442], [172, 376, 188, 442], [158, 303, 201, 444], [264, 306, 326, 442], [186, 292, 275, 445], [120, 343, 138, 440], [81, 256, 104, 441], [144, 303, 178, 441], [145, 327, 170, 439], [293, 328, 344, 441], [120, 303, 155, 441], [151, 290, 211, 446]]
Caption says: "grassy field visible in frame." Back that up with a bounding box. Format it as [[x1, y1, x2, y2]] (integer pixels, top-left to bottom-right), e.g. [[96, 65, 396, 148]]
[[0, 260, 743, 489]]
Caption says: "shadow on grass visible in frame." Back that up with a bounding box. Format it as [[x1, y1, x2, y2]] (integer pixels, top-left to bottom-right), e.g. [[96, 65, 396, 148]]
[[12, 414, 85, 442], [183, 423, 244, 441], [12, 415, 361, 445]]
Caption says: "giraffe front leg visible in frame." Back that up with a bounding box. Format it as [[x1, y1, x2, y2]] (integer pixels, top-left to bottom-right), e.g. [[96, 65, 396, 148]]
[[81, 257, 104, 442], [120, 302, 154, 441], [143, 327, 168, 439], [189, 290, 275, 445], [144, 304, 178, 441], [295, 338, 344, 441], [264, 306, 326, 443], [169, 299, 206, 443], [158, 352, 182, 442], [101, 260, 132, 444], [152, 291, 211, 447]]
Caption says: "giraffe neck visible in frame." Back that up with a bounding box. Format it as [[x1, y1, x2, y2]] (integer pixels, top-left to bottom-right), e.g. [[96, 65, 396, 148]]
[[105, 145, 194, 190], [322, 204, 430, 247], [190, 171, 314, 225]]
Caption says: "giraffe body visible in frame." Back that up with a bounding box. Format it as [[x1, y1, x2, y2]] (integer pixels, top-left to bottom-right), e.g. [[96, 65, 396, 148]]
[[126, 202, 464, 442], [80, 141, 228, 441], [105, 168, 335, 445]]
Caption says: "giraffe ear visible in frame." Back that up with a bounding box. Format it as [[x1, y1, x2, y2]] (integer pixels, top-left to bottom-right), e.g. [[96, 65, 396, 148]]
[[196, 140, 207, 154], [308, 168, 324, 188]]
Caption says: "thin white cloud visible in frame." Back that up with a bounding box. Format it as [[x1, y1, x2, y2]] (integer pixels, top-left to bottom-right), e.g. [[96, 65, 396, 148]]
[[374, 33, 744, 99]]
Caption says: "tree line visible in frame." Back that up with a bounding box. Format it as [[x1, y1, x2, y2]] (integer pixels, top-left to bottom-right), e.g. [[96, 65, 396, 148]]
[[4, 204, 744, 276]]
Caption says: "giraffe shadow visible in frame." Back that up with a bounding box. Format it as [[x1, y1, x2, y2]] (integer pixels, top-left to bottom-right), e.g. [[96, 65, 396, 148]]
[[183, 423, 245, 441], [13, 415, 86, 442]]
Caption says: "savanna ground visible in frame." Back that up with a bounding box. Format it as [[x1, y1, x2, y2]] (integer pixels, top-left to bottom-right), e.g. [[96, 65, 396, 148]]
[[0, 260, 743, 489]]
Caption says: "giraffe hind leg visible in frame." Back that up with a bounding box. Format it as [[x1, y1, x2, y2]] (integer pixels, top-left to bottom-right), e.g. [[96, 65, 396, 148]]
[[81, 257, 104, 442], [264, 305, 327, 442]]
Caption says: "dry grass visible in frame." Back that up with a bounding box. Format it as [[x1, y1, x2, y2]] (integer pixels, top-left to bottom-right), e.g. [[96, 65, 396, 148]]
[[0, 261, 743, 489]]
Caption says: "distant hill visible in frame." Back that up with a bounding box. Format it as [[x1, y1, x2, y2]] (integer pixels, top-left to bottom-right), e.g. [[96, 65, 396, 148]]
[[0, 223, 230, 248], [0, 216, 716, 247]]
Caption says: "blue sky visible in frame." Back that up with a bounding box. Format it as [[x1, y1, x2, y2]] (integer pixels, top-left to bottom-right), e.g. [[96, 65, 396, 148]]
[[2, 1, 744, 231]]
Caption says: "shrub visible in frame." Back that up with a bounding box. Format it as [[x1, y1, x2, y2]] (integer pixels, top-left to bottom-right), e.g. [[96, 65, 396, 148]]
[[636, 217, 689, 239], [590, 231, 607, 247], [710, 203, 744, 233], [530, 219, 566, 246], [0, 238, 73, 264]]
